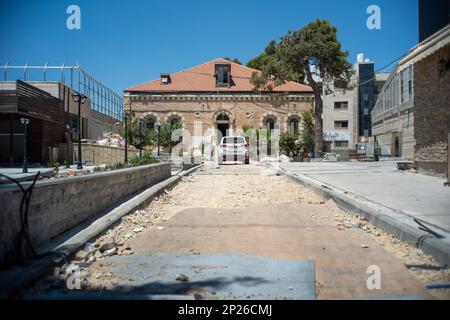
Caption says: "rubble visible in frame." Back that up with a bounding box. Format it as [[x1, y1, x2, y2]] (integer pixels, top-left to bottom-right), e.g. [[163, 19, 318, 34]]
[[175, 274, 189, 282], [102, 247, 117, 257]]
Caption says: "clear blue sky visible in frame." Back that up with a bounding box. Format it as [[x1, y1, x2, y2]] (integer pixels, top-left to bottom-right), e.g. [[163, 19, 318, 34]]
[[0, 0, 418, 94]]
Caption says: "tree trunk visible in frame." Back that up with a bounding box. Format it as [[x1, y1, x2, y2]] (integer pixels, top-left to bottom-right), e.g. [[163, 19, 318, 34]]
[[313, 93, 324, 158], [305, 69, 323, 158]]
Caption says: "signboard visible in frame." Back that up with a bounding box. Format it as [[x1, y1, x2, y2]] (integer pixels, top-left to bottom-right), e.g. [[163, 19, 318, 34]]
[[323, 131, 351, 142]]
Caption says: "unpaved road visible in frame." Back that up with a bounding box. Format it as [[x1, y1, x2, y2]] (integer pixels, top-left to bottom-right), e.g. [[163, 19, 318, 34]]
[[31, 163, 449, 299]]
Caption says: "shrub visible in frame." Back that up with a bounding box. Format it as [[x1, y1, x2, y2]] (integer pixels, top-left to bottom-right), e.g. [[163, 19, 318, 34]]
[[280, 132, 302, 157], [129, 153, 159, 167]]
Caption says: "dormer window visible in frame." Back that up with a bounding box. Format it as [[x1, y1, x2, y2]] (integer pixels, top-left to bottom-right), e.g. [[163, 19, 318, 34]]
[[160, 74, 171, 85], [215, 63, 231, 87]]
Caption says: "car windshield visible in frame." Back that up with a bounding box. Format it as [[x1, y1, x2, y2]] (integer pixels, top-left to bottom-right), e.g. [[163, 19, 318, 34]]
[[223, 137, 245, 144]]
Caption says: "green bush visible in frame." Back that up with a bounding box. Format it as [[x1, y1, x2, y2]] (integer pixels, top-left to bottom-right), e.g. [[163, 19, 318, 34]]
[[129, 153, 159, 167], [280, 132, 302, 157]]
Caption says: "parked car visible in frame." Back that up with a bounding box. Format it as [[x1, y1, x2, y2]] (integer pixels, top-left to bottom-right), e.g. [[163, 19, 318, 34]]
[[218, 136, 250, 165]]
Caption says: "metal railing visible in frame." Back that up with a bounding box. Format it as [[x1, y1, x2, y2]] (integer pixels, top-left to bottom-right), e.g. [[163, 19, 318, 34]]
[[1, 63, 123, 120]]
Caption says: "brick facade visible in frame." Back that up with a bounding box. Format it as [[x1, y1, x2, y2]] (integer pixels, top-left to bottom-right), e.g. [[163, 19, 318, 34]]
[[125, 94, 314, 151], [414, 45, 450, 177], [124, 59, 314, 152]]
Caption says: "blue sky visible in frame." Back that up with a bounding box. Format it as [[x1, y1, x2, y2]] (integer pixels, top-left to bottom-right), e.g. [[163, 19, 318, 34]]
[[0, 0, 418, 94]]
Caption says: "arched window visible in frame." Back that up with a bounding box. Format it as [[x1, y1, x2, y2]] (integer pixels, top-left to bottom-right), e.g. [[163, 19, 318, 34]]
[[168, 115, 182, 127], [265, 118, 275, 131], [145, 116, 157, 130], [288, 117, 300, 136]]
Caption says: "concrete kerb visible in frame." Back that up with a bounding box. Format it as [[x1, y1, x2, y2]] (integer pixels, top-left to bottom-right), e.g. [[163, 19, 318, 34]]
[[0, 164, 203, 298], [269, 164, 450, 266]]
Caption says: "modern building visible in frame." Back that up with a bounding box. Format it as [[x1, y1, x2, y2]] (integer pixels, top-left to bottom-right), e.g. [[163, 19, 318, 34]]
[[320, 55, 389, 160], [321, 80, 358, 160], [124, 58, 314, 157], [372, 24, 450, 176], [0, 65, 123, 165]]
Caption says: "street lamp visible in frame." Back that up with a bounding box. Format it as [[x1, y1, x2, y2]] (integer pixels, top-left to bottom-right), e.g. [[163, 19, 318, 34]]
[[156, 121, 161, 157], [169, 122, 173, 156], [138, 117, 144, 157], [124, 112, 129, 163], [20, 117, 30, 173], [65, 124, 72, 168], [71, 91, 88, 169]]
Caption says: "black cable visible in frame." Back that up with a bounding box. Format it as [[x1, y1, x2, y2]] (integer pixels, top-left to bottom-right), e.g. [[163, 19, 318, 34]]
[[0, 172, 40, 263]]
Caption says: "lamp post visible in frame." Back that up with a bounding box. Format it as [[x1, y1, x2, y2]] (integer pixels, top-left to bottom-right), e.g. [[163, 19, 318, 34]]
[[65, 124, 72, 169], [138, 117, 144, 157], [169, 122, 172, 157], [20, 117, 30, 173], [124, 112, 128, 163], [156, 121, 161, 157], [71, 92, 87, 169]]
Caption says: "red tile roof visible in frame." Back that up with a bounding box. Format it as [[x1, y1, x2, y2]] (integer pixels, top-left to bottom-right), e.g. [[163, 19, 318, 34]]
[[125, 58, 312, 93]]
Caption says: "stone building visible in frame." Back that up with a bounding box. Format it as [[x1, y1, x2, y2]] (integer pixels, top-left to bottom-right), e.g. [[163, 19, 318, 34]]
[[410, 25, 450, 177], [372, 24, 449, 177], [371, 62, 416, 160], [124, 58, 314, 153]]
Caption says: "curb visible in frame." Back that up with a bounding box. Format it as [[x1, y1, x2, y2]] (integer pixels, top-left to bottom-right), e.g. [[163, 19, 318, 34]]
[[0, 165, 203, 298], [270, 164, 450, 266]]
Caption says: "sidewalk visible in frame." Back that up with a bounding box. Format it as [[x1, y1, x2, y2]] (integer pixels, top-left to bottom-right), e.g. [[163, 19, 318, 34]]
[[276, 161, 450, 264]]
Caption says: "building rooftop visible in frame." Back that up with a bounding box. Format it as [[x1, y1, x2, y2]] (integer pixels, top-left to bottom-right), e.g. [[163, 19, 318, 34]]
[[125, 58, 312, 93]]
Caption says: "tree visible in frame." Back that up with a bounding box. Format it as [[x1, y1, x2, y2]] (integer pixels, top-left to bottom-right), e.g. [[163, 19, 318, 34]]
[[249, 19, 353, 157], [224, 57, 242, 65], [279, 132, 301, 157], [118, 118, 156, 149], [158, 122, 183, 150], [301, 111, 315, 156]]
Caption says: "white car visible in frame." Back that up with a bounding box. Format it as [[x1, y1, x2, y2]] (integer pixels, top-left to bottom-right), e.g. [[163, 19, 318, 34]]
[[218, 136, 250, 165]]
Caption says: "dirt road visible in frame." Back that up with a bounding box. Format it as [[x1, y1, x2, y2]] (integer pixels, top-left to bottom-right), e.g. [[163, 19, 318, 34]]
[[30, 163, 449, 299]]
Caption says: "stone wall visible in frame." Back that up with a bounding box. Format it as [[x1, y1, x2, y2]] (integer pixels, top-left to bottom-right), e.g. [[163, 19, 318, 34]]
[[414, 45, 450, 177], [0, 163, 171, 268], [126, 94, 314, 142], [58, 143, 139, 165]]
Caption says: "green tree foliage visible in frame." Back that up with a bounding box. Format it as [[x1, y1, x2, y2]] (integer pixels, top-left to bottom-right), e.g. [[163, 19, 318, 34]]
[[129, 150, 160, 166], [118, 119, 182, 151], [249, 19, 354, 156], [118, 117, 156, 148], [158, 122, 183, 150], [279, 132, 301, 157], [301, 111, 315, 156], [224, 57, 242, 65]]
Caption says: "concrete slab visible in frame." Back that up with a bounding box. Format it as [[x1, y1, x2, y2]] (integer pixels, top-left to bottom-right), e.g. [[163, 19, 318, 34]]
[[275, 162, 450, 266], [117, 205, 432, 300], [102, 252, 316, 300], [279, 162, 450, 233]]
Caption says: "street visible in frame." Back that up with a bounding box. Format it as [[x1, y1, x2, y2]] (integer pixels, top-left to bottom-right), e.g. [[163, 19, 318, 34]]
[[28, 163, 449, 300]]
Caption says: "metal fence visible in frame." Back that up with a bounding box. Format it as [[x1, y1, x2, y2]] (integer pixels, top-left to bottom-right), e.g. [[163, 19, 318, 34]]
[[1, 63, 123, 120]]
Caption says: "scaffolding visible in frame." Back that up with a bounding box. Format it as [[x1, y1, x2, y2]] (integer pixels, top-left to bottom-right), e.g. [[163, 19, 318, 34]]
[[1, 63, 123, 120]]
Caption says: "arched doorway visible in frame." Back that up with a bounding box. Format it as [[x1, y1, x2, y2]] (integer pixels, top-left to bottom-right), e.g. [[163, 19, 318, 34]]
[[263, 116, 278, 156], [216, 114, 230, 139], [287, 115, 301, 137]]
